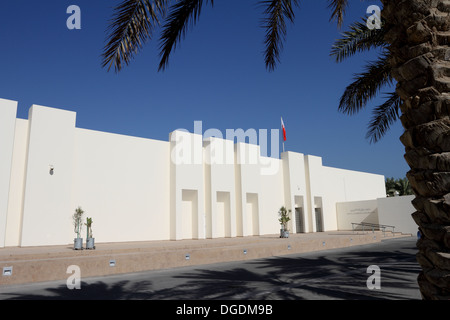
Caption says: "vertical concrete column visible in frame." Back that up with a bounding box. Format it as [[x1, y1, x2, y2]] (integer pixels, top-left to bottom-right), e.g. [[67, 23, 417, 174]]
[[235, 143, 262, 236], [281, 151, 307, 233], [20, 105, 76, 246], [5, 118, 29, 247], [169, 130, 204, 240], [0, 99, 18, 248], [304, 155, 324, 233], [204, 137, 236, 239], [281, 152, 293, 231]]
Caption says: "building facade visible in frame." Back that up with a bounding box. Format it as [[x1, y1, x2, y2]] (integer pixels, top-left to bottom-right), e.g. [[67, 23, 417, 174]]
[[0, 98, 387, 247]]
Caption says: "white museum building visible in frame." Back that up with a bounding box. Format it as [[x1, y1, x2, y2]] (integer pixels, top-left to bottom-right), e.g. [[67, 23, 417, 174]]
[[0, 98, 416, 248]]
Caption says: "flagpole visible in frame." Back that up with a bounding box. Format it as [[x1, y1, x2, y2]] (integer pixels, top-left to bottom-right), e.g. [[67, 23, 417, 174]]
[[281, 119, 283, 155], [281, 117, 286, 154]]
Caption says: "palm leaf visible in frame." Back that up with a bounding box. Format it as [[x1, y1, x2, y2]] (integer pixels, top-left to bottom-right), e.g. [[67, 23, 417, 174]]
[[158, 0, 214, 71], [103, 0, 352, 72], [260, 0, 299, 71], [102, 0, 168, 72], [327, 0, 349, 28], [330, 18, 386, 63], [366, 92, 401, 143], [331, 14, 400, 143], [338, 53, 393, 115]]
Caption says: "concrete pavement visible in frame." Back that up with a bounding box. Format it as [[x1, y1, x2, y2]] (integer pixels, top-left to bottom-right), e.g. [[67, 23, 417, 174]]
[[0, 230, 409, 286], [0, 237, 421, 300]]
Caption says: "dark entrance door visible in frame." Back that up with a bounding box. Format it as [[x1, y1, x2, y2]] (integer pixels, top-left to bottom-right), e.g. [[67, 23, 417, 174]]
[[315, 208, 323, 232], [295, 207, 304, 233]]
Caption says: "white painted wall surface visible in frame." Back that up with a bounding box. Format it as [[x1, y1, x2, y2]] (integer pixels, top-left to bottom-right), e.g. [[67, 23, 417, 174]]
[[336, 199, 379, 231], [20, 105, 76, 246], [281, 152, 307, 233], [377, 195, 417, 235], [0, 100, 390, 247], [204, 137, 236, 238], [322, 166, 386, 231], [5, 119, 29, 246], [259, 156, 284, 235], [336, 196, 417, 235], [71, 128, 170, 243], [234, 143, 262, 236], [304, 155, 324, 232], [0, 99, 18, 247], [170, 130, 205, 240]]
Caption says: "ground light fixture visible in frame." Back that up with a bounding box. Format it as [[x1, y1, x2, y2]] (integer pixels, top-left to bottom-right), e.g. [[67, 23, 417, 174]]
[[3, 266, 12, 276]]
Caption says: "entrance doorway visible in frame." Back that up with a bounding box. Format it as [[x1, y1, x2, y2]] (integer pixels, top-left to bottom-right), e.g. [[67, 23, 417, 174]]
[[216, 191, 231, 238], [246, 193, 259, 236], [294, 196, 304, 233], [295, 207, 304, 233], [314, 197, 324, 232], [182, 189, 198, 239], [315, 208, 323, 232]]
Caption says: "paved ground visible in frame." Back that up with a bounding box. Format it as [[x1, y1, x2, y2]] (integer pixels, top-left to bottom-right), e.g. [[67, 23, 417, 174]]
[[0, 237, 421, 300]]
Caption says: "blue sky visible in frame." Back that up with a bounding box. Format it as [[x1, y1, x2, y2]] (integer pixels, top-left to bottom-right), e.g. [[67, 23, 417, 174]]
[[0, 0, 409, 179]]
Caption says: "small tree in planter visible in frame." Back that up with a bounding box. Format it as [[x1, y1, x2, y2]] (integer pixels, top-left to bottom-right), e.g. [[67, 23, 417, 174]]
[[73, 207, 84, 250], [278, 206, 291, 238], [85, 217, 95, 250]]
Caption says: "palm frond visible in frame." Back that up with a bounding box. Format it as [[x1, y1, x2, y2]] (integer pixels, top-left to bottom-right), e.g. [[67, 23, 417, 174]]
[[158, 0, 214, 71], [327, 0, 348, 28], [260, 0, 299, 71], [330, 18, 386, 63], [338, 52, 393, 115], [102, 0, 169, 73], [366, 92, 401, 144]]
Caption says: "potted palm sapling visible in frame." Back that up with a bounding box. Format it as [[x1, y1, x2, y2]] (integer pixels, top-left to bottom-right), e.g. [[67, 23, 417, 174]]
[[73, 207, 84, 250], [85, 217, 95, 250], [278, 206, 291, 238]]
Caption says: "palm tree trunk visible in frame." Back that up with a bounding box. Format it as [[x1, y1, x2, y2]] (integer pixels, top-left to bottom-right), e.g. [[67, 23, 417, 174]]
[[381, 0, 450, 299]]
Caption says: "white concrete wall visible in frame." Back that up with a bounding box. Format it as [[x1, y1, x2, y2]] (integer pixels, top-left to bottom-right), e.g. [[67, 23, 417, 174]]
[[336, 199, 379, 231], [377, 195, 417, 235], [170, 130, 205, 240], [304, 154, 386, 232], [5, 119, 29, 246], [0, 100, 390, 247], [336, 196, 418, 235], [204, 137, 236, 238], [234, 143, 262, 236], [304, 155, 324, 232], [20, 105, 76, 246], [259, 156, 284, 235], [281, 152, 307, 233], [322, 166, 386, 203], [322, 166, 386, 231], [0, 99, 18, 247], [71, 128, 170, 243]]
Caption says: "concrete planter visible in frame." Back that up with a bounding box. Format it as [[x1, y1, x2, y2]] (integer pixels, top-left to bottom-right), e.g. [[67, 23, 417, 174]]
[[74, 238, 83, 250], [280, 229, 289, 238], [86, 238, 95, 250]]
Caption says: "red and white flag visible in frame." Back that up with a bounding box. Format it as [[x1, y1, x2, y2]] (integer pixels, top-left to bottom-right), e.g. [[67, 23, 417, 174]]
[[281, 117, 286, 141]]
